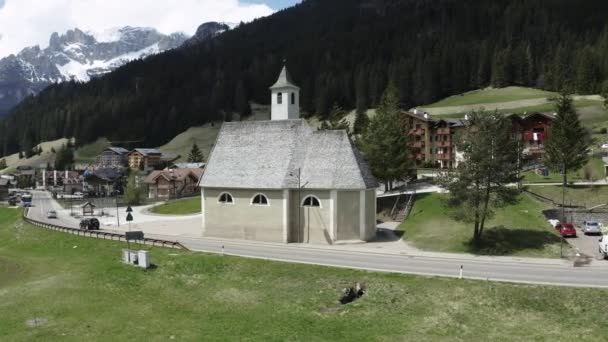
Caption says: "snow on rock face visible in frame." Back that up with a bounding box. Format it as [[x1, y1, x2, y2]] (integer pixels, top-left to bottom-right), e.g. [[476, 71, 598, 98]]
[[0, 26, 190, 117]]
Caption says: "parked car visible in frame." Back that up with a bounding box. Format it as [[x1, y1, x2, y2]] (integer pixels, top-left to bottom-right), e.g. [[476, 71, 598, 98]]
[[47, 211, 58, 219], [582, 221, 602, 235], [556, 223, 577, 238], [79, 218, 100, 231], [601, 143, 608, 149]]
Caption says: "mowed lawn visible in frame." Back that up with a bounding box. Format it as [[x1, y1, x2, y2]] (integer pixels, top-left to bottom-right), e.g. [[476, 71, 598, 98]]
[[527, 185, 608, 208], [150, 197, 201, 215], [2, 208, 608, 341], [522, 157, 606, 183], [425, 87, 555, 108], [400, 193, 565, 257]]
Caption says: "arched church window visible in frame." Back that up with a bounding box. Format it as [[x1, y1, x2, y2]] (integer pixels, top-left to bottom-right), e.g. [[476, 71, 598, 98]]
[[302, 196, 321, 208], [277, 92, 283, 104], [218, 192, 234, 204], [291, 93, 295, 105]]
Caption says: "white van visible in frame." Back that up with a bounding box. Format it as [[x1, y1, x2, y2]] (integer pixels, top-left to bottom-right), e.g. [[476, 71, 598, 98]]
[[599, 235, 608, 259]]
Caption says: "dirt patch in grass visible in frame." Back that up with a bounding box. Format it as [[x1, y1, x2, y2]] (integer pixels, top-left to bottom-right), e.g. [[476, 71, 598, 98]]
[[0, 257, 24, 288]]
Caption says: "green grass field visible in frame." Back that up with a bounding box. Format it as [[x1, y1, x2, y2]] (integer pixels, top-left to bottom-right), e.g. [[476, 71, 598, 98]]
[[2, 208, 608, 341], [400, 193, 565, 257], [150, 197, 201, 215], [425, 87, 556, 108], [527, 185, 608, 208], [522, 157, 606, 183], [74, 138, 111, 163]]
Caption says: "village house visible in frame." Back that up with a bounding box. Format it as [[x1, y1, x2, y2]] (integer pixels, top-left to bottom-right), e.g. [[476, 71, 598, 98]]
[[405, 110, 555, 169], [508, 112, 554, 162], [128, 149, 163, 170], [40, 170, 83, 194], [0, 178, 11, 201], [83, 168, 124, 196], [94, 147, 130, 169], [15, 166, 36, 188], [404, 110, 466, 169], [199, 65, 378, 244], [144, 168, 204, 200]]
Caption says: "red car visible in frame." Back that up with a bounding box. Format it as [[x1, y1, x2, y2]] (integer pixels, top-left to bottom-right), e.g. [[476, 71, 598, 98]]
[[556, 223, 577, 238]]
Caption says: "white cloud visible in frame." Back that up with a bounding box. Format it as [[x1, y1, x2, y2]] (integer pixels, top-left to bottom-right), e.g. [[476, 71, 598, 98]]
[[0, 0, 274, 57]]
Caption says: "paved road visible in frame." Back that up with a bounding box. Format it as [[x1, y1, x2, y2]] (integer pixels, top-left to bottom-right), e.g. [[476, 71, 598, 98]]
[[27, 191, 608, 288]]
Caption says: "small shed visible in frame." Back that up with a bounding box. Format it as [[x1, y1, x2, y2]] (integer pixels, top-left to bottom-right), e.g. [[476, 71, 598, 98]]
[[81, 202, 96, 216]]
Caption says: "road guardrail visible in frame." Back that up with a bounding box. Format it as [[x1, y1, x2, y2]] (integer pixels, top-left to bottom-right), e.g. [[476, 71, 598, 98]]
[[23, 210, 189, 251]]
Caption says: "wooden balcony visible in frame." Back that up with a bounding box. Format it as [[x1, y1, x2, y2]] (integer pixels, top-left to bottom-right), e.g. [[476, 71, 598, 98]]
[[413, 141, 425, 148], [437, 153, 452, 160], [416, 153, 426, 161], [437, 128, 451, 135], [437, 141, 451, 148], [409, 128, 426, 136]]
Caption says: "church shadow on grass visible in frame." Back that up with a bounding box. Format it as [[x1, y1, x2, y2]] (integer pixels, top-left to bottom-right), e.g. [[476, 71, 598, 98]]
[[465, 226, 561, 256]]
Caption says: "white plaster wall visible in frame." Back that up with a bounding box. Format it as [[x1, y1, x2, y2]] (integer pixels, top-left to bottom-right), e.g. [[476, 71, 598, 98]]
[[271, 88, 299, 120]]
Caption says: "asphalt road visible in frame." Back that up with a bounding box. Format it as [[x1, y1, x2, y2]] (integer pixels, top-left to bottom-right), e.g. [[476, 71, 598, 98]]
[[27, 191, 608, 288]]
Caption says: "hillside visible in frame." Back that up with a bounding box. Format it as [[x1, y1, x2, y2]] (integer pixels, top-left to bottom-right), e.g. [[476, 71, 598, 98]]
[[3, 0, 608, 156], [0, 138, 70, 175]]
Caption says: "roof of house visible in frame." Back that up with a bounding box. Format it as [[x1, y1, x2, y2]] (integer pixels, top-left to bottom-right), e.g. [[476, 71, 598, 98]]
[[200, 119, 377, 190], [270, 65, 300, 90], [173, 162, 206, 169], [129, 148, 162, 156], [84, 168, 123, 182], [144, 168, 204, 184], [106, 147, 130, 155]]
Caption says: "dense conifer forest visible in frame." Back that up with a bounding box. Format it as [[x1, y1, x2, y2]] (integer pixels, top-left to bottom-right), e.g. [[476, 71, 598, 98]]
[[2, 0, 608, 155]]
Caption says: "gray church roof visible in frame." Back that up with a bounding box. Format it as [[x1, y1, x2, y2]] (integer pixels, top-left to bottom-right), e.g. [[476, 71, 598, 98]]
[[270, 65, 300, 90], [200, 120, 377, 190]]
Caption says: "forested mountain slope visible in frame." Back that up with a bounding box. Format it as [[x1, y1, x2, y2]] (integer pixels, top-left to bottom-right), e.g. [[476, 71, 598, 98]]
[[2, 0, 608, 156]]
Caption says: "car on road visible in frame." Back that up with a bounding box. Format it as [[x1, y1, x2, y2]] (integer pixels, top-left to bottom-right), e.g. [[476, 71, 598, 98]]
[[47, 211, 58, 219], [582, 221, 603, 235], [556, 223, 577, 238], [79, 218, 100, 231]]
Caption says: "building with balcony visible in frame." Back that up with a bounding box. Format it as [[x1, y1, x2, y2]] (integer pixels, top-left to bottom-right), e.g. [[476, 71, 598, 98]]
[[404, 110, 466, 169], [508, 112, 555, 163]]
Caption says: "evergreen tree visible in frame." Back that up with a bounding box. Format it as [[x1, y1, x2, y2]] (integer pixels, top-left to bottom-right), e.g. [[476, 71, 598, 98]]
[[602, 81, 608, 110], [575, 50, 597, 94], [187, 143, 204, 163], [545, 94, 591, 218], [18, 152, 23, 159], [0, 158, 6, 170], [234, 80, 252, 119], [440, 111, 521, 245], [54, 144, 75, 170], [359, 83, 413, 192]]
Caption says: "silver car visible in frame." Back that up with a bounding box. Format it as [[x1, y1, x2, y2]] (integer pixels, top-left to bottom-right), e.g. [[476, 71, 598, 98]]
[[47, 211, 58, 219], [582, 221, 602, 235]]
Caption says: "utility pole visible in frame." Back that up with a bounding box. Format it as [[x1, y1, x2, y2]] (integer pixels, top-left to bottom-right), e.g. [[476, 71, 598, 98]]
[[297, 168, 301, 243]]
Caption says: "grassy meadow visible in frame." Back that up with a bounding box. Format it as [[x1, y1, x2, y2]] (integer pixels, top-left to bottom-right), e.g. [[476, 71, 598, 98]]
[[1, 208, 608, 341], [149, 197, 201, 215], [399, 193, 566, 257]]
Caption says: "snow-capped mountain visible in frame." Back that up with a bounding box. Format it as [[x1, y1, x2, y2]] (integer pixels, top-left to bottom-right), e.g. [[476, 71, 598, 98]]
[[0, 26, 196, 117]]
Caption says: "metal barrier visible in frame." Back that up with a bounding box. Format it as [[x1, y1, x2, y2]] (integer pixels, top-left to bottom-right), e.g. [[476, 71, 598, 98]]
[[22, 212, 189, 251]]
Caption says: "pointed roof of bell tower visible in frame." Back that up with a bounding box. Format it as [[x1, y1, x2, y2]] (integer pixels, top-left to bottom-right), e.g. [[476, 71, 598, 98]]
[[270, 62, 300, 90]]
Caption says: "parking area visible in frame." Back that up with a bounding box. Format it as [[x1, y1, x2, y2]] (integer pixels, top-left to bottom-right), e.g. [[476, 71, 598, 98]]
[[549, 210, 608, 260]]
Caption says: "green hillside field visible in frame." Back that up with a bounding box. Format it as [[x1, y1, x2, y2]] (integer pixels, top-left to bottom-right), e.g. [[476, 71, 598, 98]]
[[2, 208, 608, 341]]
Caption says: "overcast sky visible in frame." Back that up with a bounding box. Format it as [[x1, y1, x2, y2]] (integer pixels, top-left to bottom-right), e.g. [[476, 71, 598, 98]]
[[0, 0, 300, 58]]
